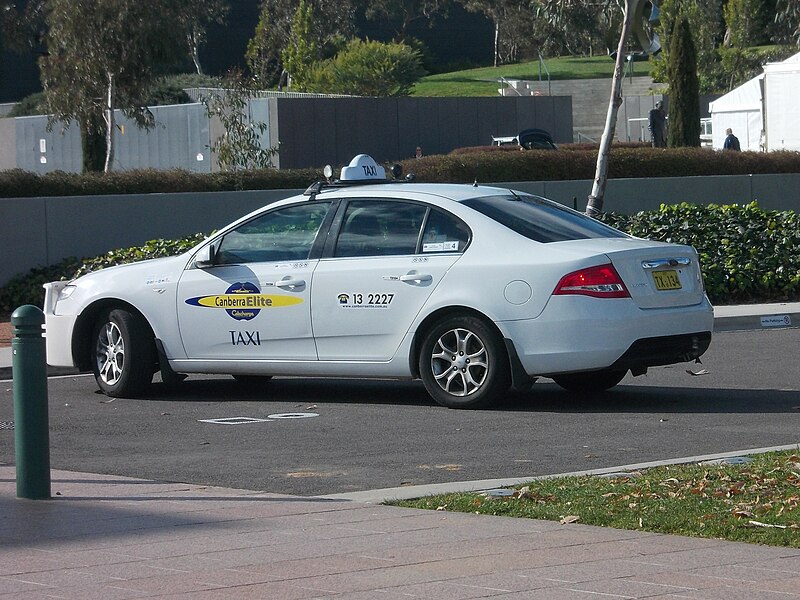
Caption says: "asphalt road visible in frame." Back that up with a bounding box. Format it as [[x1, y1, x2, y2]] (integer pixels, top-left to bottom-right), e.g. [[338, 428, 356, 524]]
[[2, 328, 800, 497]]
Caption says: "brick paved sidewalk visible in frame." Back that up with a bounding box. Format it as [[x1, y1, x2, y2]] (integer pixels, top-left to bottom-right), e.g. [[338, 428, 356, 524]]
[[4, 466, 800, 599]]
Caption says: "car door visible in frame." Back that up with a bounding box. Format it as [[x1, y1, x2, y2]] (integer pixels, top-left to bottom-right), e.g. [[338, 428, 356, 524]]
[[311, 199, 471, 361], [176, 201, 332, 360]]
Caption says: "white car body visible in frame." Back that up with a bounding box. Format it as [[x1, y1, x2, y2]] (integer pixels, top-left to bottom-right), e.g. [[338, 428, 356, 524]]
[[43, 155, 713, 408]]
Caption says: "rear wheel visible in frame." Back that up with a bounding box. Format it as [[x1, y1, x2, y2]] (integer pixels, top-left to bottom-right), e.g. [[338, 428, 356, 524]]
[[419, 315, 509, 409], [92, 308, 156, 398], [552, 369, 627, 393]]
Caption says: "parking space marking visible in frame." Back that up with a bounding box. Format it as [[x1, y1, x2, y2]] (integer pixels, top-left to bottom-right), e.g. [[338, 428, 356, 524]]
[[198, 417, 272, 425], [267, 412, 319, 419]]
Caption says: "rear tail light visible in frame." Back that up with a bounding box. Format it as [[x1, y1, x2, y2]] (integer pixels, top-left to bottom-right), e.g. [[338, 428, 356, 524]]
[[553, 264, 630, 298]]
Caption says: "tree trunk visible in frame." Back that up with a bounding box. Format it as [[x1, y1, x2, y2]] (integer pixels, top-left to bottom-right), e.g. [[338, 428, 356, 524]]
[[103, 72, 115, 172], [81, 114, 106, 173], [585, 0, 636, 217], [190, 30, 203, 75], [493, 20, 499, 68]]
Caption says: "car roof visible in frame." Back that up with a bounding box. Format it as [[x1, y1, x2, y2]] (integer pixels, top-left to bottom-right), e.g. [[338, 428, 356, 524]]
[[313, 182, 516, 203]]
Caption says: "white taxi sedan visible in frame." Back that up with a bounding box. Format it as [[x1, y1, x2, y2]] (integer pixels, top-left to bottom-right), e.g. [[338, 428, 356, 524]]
[[44, 154, 713, 408]]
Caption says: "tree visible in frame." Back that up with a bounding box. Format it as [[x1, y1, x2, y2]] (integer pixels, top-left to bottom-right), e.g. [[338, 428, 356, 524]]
[[175, 0, 229, 75], [458, 0, 531, 66], [585, 0, 636, 216], [307, 38, 425, 96], [40, 0, 187, 172], [650, 0, 724, 93], [774, 0, 800, 45], [667, 16, 701, 148], [364, 0, 452, 41], [202, 70, 277, 171], [246, 0, 355, 88], [529, 0, 601, 56], [1, 0, 44, 53], [723, 0, 768, 47], [281, 0, 319, 91]]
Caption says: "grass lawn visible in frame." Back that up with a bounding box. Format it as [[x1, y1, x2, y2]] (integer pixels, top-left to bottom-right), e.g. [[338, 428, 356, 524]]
[[413, 55, 654, 97], [392, 450, 800, 547]]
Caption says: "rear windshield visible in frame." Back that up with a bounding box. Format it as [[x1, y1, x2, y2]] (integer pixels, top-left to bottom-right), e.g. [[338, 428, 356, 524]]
[[462, 194, 629, 243]]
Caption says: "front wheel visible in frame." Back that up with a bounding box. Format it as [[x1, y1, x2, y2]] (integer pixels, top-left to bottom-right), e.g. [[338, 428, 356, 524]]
[[92, 308, 156, 398], [418, 315, 509, 409], [552, 369, 627, 393]]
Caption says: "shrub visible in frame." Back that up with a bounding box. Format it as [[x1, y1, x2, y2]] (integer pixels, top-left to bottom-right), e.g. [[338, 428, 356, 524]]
[[398, 148, 800, 183], [2, 148, 800, 198], [7, 92, 47, 117], [0, 233, 208, 312], [600, 202, 800, 304], [307, 38, 425, 97]]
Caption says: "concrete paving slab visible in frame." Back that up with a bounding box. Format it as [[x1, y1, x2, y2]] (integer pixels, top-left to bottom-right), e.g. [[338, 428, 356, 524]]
[[4, 466, 800, 599]]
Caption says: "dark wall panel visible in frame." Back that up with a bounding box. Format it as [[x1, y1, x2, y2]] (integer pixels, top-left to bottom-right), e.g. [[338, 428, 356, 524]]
[[276, 96, 573, 169]]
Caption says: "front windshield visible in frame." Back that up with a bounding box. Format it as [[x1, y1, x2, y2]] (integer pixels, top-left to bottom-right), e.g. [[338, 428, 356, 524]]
[[462, 194, 629, 243]]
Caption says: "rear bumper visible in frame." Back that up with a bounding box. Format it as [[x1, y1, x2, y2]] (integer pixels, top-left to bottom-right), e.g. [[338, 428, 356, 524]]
[[610, 332, 711, 371], [499, 295, 714, 376]]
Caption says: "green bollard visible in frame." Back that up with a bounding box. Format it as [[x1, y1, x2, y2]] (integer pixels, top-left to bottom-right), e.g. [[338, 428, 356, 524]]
[[12, 305, 51, 499]]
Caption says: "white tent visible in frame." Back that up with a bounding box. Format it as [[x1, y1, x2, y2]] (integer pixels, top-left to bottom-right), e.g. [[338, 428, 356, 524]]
[[708, 74, 764, 151], [709, 51, 800, 152], [763, 52, 800, 151]]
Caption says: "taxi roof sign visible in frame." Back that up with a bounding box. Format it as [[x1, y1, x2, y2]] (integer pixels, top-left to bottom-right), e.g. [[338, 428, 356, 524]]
[[340, 154, 386, 182]]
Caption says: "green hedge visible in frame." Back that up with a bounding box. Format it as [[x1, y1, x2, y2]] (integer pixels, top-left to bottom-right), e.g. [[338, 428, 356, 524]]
[[0, 233, 207, 313], [402, 148, 800, 184], [2, 202, 799, 312], [3, 148, 800, 198], [0, 167, 321, 198], [600, 202, 800, 303]]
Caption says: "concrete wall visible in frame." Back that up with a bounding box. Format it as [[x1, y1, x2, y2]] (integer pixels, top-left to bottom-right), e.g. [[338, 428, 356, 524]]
[[15, 116, 82, 173], [271, 96, 573, 168], [3, 96, 574, 173], [506, 173, 800, 214], [2, 173, 800, 287], [0, 119, 15, 170]]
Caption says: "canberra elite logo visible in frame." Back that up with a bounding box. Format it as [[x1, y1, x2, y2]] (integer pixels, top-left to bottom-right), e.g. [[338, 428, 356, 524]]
[[185, 282, 303, 321]]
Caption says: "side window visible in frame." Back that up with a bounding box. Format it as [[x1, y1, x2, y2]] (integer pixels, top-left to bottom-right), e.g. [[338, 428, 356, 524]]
[[421, 209, 471, 253], [215, 202, 331, 265], [334, 200, 427, 258]]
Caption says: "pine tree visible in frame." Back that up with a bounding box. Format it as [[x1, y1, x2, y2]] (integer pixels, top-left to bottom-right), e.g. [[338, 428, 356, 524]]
[[666, 17, 701, 148]]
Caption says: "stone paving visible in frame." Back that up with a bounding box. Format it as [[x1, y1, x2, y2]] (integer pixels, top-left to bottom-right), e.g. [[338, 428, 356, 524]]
[[3, 466, 800, 599]]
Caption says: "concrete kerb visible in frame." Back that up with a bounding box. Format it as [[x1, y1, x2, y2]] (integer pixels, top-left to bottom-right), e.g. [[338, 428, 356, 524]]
[[320, 443, 800, 504]]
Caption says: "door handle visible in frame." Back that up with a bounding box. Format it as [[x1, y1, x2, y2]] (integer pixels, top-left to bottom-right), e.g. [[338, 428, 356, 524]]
[[275, 278, 306, 290], [399, 272, 433, 284]]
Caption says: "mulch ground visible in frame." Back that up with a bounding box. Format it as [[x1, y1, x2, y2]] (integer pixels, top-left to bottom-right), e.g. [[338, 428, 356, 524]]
[[0, 315, 11, 348]]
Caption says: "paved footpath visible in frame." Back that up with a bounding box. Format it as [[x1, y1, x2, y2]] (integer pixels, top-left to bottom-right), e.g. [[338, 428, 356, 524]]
[[3, 303, 800, 598], [3, 465, 800, 600]]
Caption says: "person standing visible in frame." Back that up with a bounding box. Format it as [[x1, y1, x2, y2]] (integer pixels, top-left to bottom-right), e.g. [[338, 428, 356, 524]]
[[648, 101, 667, 148], [723, 128, 741, 151]]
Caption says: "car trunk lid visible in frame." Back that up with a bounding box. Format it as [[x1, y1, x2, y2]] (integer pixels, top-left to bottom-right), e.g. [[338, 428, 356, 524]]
[[553, 238, 706, 309]]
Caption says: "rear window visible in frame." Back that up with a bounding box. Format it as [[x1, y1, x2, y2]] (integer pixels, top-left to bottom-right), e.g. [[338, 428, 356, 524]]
[[462, 194, 628, 243]]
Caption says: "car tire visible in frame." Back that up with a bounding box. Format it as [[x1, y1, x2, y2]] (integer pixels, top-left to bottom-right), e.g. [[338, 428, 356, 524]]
[[92, 308, 156, 398], [419, 315, 510, 409], [552, 369, 627, 393]]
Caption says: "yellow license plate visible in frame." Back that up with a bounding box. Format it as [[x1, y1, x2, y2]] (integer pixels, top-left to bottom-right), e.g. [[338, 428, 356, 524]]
[[652, 269, 682, 290]]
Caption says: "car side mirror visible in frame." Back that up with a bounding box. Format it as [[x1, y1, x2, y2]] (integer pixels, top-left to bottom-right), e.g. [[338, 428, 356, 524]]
[[195, 243, 217, 269]]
